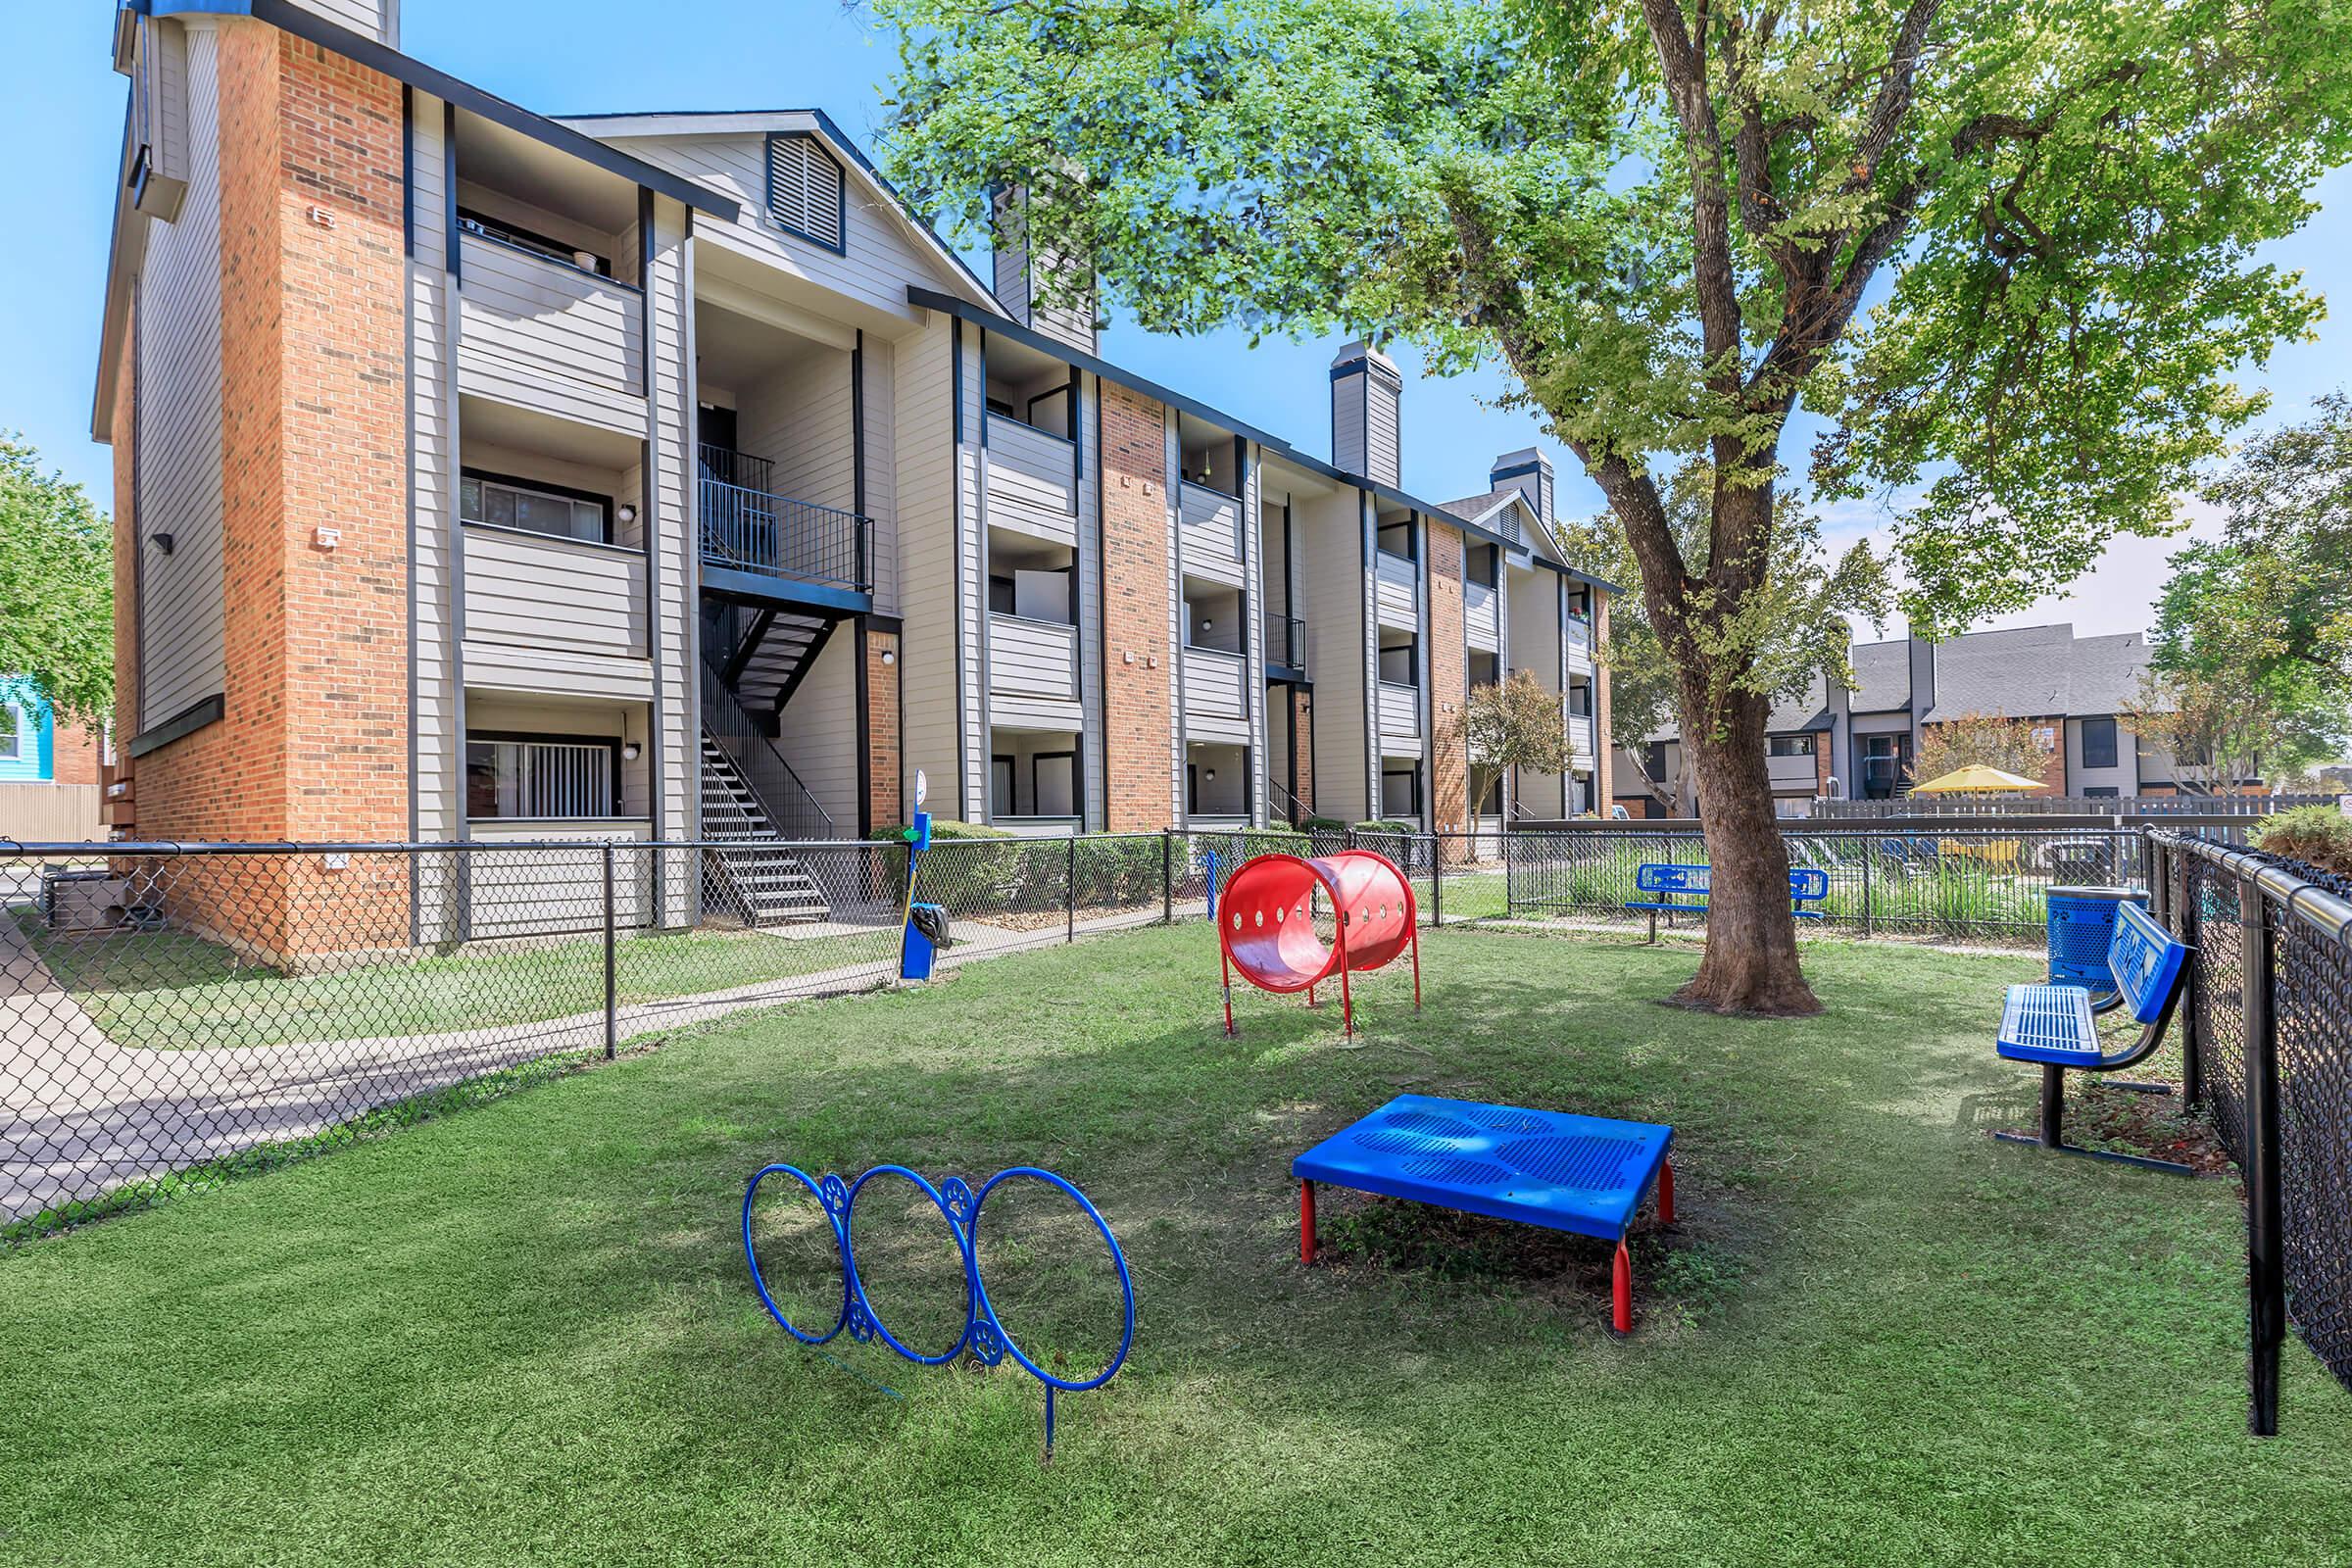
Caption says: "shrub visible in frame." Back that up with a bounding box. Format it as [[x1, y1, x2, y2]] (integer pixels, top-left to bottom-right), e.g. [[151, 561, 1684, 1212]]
[[2256, 805, 2352, 878], [1300, 815, 1349, 833], [1353, 819, 1419, 835], [866, 818, 1010, 843]]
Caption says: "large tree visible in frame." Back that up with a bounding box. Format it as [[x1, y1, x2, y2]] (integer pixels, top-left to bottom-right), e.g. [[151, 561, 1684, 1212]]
[[876, 0, 2352, 1012], [0, 436, 112, 728]]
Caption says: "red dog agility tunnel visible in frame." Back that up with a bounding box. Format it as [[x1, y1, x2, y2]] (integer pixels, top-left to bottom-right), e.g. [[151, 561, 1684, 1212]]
[[1217, 850, 1422, 1037]]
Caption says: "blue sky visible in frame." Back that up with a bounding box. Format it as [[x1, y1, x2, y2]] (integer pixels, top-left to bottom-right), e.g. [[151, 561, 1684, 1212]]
[[6, 0, 2347, 641]]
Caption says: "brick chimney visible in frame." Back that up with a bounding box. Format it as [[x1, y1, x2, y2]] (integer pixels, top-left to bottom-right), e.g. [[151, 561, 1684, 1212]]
[[1331, 341, 1402, 488]]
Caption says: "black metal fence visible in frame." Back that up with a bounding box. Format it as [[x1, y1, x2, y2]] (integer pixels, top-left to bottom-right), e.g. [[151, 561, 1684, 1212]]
[[2152, 832, 2352, 1434], [1502, 824, 2143, 946]]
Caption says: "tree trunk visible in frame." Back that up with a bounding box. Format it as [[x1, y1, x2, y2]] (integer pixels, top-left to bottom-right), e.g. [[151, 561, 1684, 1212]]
[[1675, 704, 1822, 1016]]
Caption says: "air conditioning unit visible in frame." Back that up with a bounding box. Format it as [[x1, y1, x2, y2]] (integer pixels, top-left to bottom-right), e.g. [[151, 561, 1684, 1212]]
[[38, 870, 130, 932]]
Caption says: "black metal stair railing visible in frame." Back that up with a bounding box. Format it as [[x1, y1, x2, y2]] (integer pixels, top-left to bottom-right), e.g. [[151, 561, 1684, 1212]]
[[699, 659, 839, 842], [698, 444, 871, 595]]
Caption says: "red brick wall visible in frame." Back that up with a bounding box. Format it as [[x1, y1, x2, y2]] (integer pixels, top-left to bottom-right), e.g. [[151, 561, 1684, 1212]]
[[1099, 382, 1174, 832], [129, 24, 410, 957], [866, 625, 902, 829], [1292, 687, 1314, 818], [1427, 520, 1466, 844], [1814, 731, 1834, 799]]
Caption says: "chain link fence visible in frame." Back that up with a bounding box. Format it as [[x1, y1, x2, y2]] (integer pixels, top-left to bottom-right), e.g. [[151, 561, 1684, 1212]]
[[2153, 832, 2352, 1434], [1501, 824, 2143, 946]]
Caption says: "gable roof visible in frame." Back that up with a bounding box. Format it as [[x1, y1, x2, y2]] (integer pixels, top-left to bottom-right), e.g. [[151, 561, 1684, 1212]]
[[554, 109, 1003, 311], [1435, 489, 1576, 570], [1849, 639, 1912, 712], [1921, 623, 2077, 722], [2066, 631, 2156, 716], [1769, 675, 1837, 733]]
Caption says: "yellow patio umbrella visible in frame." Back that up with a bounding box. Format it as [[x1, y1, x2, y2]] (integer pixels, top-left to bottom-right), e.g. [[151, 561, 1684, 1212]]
[[1908, 763, 2045, 866], [1909, 763, 2048, 795]]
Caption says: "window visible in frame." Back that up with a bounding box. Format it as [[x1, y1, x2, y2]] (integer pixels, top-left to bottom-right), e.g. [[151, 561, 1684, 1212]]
[[1378, 636, 1418, 687], [0, 702, 23, 761], [1467, 543, 1499, 588], [466, 736, 618, 819], [1769, 735, 1815, 757], [2083, 786, 2120, 799], [2081, 716, 2118, 769], [1568, 683, 1591, 718], [765, 132, 846, 253], [461, 469, 611, 545], [456, 208, 609, 275], [1381, 766, 1422, 818], [1376, 515, 1417, 562], [991, 756, 1015, 814]]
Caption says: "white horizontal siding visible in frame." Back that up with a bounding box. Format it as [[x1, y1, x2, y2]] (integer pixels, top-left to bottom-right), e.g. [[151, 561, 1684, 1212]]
[[988, 613, 1078, 702], [1568, 712, 1595, 768], [1565, 612, 1595, 677], [1375, 550, 1419, 630], [1464, 579, 1500, 652], [1768, 752, 1817, 791], [462, 526, 647, 658], [1182, 647, 1249, 742], [463, 642, 656, 703], [1378, 680, 1422, 744], [985, 416, 1077, 514], [1178, 482, 1244, 584], [457, 233, 646, 434]]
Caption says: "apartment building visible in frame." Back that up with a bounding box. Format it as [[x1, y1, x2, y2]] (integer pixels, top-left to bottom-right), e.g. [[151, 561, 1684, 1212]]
[[1615, 623, 2230, 816], [91, 1, 1610, 944]]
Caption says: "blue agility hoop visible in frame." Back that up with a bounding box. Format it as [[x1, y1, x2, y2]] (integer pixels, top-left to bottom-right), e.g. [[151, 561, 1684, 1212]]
[[842, 1164, 975, 1367], [741, 1160, 1138, 1460], [741, 1163, 848, 1346], [968, 1166, 1137, 1393]]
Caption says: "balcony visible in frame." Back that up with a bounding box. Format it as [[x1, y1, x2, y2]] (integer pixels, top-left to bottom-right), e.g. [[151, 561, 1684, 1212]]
[[1178, 482, 1245, 582], [698, 446, 871, 610], [988, 613, 1082, 726], [1265, 612, 1308, 677], [457, 230, 645, 433], [1768, 752, 1820, 792], [1568, 711, 1594, 766], [1183, 646, 1249, 742], [462, 524, 649, 699], [1376, 550, 1419, 627], [1465, 578, 1500, 651], [985, 416, 1078, 544], [1565, 611, 1594, 673], [1378, 679, 1422, 744]]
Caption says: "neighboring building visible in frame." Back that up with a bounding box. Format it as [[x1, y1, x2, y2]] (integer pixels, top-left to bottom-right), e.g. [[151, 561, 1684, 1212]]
[[90, 2, 1611, 945], [1614, 623, 2236, 817], [0, 678, 105, 791], [0, 676, 108, 841]]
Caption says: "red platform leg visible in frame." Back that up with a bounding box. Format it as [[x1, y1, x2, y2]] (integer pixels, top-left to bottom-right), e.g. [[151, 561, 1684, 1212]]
[[1611, 1240, 1632, 1335], [1337, 917, 1354, 1038], [1221, 949, 1237, 1037], [1409, 924, 1423, 1013], [1299, 1181, 1318, 1266], [1657, 1157, 1676, 1224]]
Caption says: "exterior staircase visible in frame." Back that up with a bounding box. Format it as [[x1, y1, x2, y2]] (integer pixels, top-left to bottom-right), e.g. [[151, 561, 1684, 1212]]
[[698, 733, 832, 925]]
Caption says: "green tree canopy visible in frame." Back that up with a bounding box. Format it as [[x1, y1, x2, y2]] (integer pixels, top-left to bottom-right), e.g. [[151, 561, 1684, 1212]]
[[0, 436, 112, 728], [876, 0, 2352, 1011]]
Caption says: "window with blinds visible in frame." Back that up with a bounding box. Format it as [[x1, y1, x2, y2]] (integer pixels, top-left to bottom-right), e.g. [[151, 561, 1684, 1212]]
[[466, 738, 617, 820], [765, 132, 846, 253]]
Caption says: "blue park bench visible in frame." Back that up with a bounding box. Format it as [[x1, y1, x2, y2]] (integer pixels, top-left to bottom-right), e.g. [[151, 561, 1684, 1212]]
[[1625, 862, 1830, 943], [1993, 896, 2193, 1173]]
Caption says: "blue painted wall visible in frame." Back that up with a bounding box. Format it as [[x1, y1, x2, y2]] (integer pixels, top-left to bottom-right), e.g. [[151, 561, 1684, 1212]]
[[0, 676, 60, 783]]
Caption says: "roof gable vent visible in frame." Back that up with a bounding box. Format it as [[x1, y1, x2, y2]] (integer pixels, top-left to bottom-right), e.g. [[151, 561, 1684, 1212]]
[[765, 132, 845, 254]]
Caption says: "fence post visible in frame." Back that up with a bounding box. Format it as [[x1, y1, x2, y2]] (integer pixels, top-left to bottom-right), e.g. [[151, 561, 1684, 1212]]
[[1162, 830, 1174, 924], [1503, 829, 1514, 918], [602, 841, 617, 1061], [1066, 833, 1078, 944], [2240, 870, 2283, 1437], [2176, 845, 2202, 1108], [1861, 839, 1875, 939], [1431, 834, 1443, 927]]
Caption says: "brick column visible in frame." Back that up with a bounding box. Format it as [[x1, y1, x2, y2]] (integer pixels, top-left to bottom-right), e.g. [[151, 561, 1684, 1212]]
[[865, 625, 902, 829], [1099, 383, 1175, 831], [138, 24, 410, 959], [1292, 688, 1314, 818], [1427, 520, 1466, 850]]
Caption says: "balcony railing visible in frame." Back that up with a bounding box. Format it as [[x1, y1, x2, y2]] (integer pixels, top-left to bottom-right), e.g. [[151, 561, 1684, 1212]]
[[698, 444, 871, 597], [1266, 612, 1307, 675]]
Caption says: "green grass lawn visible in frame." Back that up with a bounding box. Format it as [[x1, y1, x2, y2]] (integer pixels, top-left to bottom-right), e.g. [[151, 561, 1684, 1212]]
[[16, 910, 901, 1050], [5, 925, 2348, 1565]]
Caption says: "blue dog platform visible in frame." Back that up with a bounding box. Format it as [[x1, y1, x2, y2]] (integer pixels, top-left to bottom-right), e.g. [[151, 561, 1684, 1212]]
[[1291, 1094, 1675, 1331]]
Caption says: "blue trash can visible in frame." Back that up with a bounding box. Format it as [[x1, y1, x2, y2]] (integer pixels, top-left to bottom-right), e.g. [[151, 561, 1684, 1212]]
[[902, 902, 946, 981]]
